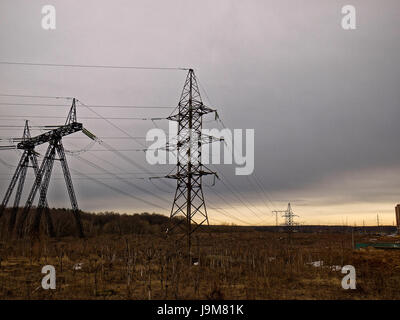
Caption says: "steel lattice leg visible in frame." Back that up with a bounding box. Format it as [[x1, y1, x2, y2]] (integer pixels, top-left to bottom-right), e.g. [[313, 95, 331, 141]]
[[0, 151, 28, 220], [8, 154, 29, 233], [56, 142, 84, 238], [31, 146, 56, 237], [30, 153, 54, 237], [16, 144, 54, 238]]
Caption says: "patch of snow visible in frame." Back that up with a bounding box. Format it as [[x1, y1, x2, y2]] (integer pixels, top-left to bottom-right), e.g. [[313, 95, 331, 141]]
[[307, 260, 323, 267], [306, 261, 342, 271], [73, 262, 83, 270], [330, 265, 342, 271]]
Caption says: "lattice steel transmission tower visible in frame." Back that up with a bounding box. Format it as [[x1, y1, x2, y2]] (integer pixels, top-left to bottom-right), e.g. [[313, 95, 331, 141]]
[[281, 202, 298, 233], [272, 210, 280, 227], [0, 99, 85, 238], [166, 69, 220, 252], [273, 202, 299, 232], [0, 121, 54, 236]]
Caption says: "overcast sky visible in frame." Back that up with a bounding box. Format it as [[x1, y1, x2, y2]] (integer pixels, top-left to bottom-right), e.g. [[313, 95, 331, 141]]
[[0, 0, 399, 226]]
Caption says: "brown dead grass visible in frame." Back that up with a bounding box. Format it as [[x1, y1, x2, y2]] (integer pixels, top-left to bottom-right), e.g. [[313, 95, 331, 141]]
[[0, 231, 399, 299]]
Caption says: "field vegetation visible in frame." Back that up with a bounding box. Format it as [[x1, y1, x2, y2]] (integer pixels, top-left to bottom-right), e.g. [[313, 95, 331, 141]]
[[0, 209, 399, 299]]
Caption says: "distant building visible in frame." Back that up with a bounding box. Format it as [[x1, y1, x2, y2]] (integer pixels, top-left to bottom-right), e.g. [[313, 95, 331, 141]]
[[396, 204, 400, 233]]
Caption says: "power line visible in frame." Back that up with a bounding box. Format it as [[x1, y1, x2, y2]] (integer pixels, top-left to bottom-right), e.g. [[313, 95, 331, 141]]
[[214, 118, 277, 214], [246, 175, 274, 212], [76, 99, 146, 148], [73, 155, 172, 207], [73, 132, 174, 189], [0, 102, 173, 109], [0, 158, 14, 168], [66, 138, 172, 208], [0, 94, 72, 99], [70, 148, 146, 152], [207, 163, 267, 223], [0, 125, 50, 128], [70, 136, 147, 140], [70, 167, 167, 211], [253, 172, 277, 210], [0, 115, 167, 120], [0, 171, 166, 176], [205, 187, 254, 225], [196, 78, 272, 223], [205, 183, 255, 221], [70, 139, 175, 193], [208, 217, 228, 225], [0, 136, 147, 140], [0, 177, 160, 181], [0, 61, 189, 71], [218, 176, 266, 223], [207, 204, 251, 226]]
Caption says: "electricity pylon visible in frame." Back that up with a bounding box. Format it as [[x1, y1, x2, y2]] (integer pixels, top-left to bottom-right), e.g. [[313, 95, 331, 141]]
[[0, 121, 54, 236], [272, 210, 282, 227], [282, 202, 298, 233], [273, 203, 298, 233], [166, 69, 220, 253], [11, 99, 85, 238]]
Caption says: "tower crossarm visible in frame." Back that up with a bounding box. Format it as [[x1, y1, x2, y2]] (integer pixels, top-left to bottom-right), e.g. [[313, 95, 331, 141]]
[[167, 104, 216, 121], [16, 122, 83, 149], [166, 170, 217, 180]]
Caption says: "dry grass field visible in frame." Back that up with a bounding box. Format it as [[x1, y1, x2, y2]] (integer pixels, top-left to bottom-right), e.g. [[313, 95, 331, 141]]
[[0, 229, 399, 300]]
